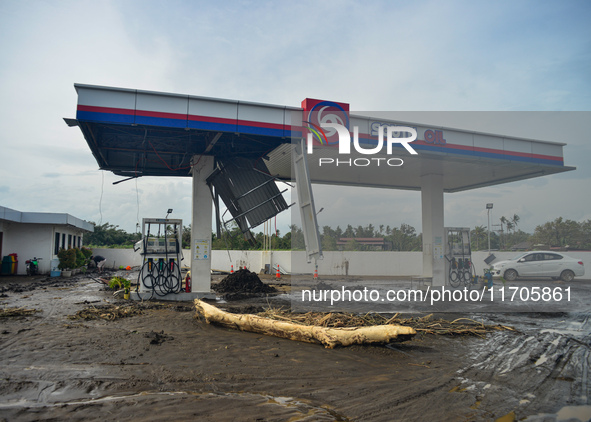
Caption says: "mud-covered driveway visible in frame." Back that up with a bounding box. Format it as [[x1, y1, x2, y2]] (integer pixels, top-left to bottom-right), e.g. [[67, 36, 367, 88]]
[[0, 275, 590, 421]]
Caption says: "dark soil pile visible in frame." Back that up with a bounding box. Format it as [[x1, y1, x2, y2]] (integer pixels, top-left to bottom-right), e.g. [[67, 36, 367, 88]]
[[145, 330, 174, 345], [213, 269, 277, 298]]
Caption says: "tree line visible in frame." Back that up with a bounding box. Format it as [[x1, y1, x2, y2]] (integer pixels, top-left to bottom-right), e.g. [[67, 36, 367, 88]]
[[84, 216, 591, 252]]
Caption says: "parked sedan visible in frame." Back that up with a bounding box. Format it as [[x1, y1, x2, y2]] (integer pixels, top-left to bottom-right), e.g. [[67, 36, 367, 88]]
[[491, 251, 585, 282]]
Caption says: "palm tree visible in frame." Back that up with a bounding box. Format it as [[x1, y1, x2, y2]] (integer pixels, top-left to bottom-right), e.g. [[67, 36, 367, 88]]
[[511, 214, 520, 234], [506, 221, 514, 247], [472, 225, 486, 250], [500, 216, 508, 249]]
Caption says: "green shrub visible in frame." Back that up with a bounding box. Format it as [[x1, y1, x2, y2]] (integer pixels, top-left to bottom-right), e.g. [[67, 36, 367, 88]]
[[81, 246, 93, 259], [108, 277, 131, 292], [74, 248, 86, 268], [57, 248, 77, 270]]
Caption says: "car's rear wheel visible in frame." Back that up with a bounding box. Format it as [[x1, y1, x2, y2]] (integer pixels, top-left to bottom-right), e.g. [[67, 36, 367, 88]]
[[504, 269, 518, 281], [560, 270, 575, 282]]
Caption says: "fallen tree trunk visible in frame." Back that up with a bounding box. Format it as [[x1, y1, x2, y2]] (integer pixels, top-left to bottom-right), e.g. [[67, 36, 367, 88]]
[[194, 299, 416, 349]]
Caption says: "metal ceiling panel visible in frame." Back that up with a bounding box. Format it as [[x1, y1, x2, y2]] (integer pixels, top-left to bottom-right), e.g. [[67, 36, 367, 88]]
[[207, 158, 289, 233]]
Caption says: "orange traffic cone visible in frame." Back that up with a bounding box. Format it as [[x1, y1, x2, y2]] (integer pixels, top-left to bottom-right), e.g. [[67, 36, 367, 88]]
[[314, 267, 318, 280], [231, 265, 234, 274], [276, 264, 281, 279]]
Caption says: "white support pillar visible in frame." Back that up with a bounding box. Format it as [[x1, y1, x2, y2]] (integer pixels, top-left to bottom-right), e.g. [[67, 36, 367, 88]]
[[421, 174, 445, 286], [191, 155, 214, 295]]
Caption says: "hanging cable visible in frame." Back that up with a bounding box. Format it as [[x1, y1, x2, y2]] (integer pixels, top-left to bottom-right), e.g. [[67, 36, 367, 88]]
[[98, 171, 104, 226]]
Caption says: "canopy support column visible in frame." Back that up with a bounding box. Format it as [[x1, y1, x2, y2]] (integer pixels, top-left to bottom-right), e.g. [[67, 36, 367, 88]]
[[190, 155, 215, 296], [421, 174, 445, 287]]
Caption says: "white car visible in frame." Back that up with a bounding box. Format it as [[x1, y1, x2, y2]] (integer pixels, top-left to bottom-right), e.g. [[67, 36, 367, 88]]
[[491, 251, 585, 282]]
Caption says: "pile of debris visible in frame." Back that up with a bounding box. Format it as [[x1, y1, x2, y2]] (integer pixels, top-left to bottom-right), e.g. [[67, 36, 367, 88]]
[[0, 276, 82, 295], [0, 307, 40, 318], [257, 310, 515, 337], [213, 269, 277, 300], [69, 304, 143, 321], [145, 330, 174, 345]]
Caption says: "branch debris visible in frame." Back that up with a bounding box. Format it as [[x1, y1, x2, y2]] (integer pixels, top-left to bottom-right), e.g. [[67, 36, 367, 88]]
[[256, 310, 514, 337], [69, 304, 143, 321], [0, 307, 40, 318]]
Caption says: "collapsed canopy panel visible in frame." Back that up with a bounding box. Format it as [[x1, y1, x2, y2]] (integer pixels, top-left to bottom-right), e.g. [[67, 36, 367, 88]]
[[207, 158, 289, 233]]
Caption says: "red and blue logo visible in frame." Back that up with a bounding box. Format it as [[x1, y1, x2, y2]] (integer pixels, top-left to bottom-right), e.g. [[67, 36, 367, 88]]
[[301, 98, 350, 146]]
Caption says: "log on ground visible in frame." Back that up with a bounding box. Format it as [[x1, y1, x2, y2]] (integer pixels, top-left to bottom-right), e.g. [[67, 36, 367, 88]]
[[194, 299, 416, 349]]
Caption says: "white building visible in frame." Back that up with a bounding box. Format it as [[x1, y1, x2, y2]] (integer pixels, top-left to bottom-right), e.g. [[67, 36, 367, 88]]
[[0, 205, 94, 275]]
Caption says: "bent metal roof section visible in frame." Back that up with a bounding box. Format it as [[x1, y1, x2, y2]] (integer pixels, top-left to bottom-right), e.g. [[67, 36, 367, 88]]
[[66, 84, 574, 192]]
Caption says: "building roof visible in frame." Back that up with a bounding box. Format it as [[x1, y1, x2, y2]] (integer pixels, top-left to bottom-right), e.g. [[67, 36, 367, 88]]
[[337, 238, 388, 243], [511, 241, 533, 250], [0, 206, 94, 232]]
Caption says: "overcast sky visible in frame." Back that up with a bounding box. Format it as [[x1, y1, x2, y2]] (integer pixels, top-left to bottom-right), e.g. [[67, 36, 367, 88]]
[[1, 0, 589, 238]]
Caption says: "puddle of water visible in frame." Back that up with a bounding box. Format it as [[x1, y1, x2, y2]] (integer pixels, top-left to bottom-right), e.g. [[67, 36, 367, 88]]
[[523, 405, 591, 422], [535, 354, 548, 366], [556, 404, 591, 421], [541, 328, 587, 337]]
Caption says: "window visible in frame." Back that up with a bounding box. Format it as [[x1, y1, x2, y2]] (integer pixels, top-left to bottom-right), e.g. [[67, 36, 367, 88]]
[[78, 236, 81, 248], [62, 233, 66, 249], [54, 232, 60, 255], [68, 234, 72, 248]]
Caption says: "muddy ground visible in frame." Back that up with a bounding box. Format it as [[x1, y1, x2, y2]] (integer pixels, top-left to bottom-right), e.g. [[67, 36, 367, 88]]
[[0, 273, 590, 421]]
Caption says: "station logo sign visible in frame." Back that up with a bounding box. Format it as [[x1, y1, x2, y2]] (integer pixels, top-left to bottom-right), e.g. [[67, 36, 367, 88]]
[[301, 98, 419, 168]]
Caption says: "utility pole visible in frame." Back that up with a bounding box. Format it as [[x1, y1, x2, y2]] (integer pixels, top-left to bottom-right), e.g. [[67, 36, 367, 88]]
[[486, 203, 493, 254]]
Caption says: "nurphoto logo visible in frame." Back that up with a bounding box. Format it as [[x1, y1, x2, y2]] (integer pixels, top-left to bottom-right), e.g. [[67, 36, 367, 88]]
[[302, 99, 419, 167], [306, 122, 418, 168]]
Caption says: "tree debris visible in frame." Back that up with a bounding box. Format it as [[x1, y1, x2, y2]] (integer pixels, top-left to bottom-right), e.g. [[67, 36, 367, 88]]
[[257, 310, 514, 337], [0, 307, 40, 317], [68, 304, 143, 321], [195, 299, 416, 349]]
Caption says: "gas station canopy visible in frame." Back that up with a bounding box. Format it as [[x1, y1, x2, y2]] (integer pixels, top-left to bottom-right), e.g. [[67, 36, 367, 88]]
[[66, 84, 574, 192], [66, 83, 576, 291]]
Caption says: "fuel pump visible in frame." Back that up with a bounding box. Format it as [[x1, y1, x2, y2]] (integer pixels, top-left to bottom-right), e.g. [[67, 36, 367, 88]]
[[134, 218, 183, 298], [444, 227, 473, 288]]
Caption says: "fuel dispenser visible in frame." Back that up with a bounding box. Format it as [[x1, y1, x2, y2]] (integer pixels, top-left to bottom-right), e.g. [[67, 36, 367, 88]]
[[444, 227, 474, 288], [135, 218, 183, 298]]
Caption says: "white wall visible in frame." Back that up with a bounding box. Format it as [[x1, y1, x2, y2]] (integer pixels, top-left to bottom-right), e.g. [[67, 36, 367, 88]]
[[92, 248, 591, 280], [90, 248, 141, 270]]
